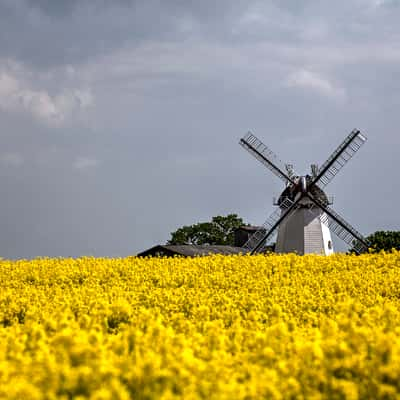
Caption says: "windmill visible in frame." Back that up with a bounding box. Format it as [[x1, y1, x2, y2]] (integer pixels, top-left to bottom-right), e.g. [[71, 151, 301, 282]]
[[239, 129, 369, 255]]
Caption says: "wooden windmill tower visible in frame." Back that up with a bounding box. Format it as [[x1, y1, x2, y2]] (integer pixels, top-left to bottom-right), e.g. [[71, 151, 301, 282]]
[[239, 129, 369, 255]]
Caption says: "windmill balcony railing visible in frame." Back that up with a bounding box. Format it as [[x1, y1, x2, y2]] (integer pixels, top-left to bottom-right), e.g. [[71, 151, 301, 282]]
[[273, 196, 334, 206]]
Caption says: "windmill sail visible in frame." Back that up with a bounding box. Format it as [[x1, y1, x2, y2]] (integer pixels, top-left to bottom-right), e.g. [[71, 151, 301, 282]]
[[319, 208, 369, 254], [306, 193, 369, 253], [310, 129, 366, 189], [239, 132, 295, 184], [243, 198, 299, 254]]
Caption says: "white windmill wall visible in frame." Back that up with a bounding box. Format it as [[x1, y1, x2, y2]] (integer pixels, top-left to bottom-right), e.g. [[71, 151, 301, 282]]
[[303, 210, 325, 254], [276, 207, 334, 255], [275, 210, 305, 254], [321, 215, 334, 255]]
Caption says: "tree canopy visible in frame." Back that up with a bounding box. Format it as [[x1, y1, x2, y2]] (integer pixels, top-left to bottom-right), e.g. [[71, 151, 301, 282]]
[[365, 231, 400, 252], [167, 214, 246, 246]]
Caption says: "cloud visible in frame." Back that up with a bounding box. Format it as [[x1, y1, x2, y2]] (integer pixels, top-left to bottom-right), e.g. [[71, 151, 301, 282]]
[[285, 69, 346, 99], [0, 65, 93, 125], [371, 0, 399, 8], [73, 157, 99, 170], [0, 152, 24, 167]]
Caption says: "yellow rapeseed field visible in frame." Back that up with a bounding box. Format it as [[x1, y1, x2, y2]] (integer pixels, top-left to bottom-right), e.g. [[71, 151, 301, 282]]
[[0, 251, 399, 399]]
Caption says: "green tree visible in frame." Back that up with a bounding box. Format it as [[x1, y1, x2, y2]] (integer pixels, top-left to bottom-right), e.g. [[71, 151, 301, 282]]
[[167, 214, 246, 246], [365, 230, 400, 252]]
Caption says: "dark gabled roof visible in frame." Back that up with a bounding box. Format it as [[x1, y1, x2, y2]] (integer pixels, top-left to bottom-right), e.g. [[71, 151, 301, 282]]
[[137, 244, 247, 257], [167, 245, 247, 256], [237, 225, 264, 232]]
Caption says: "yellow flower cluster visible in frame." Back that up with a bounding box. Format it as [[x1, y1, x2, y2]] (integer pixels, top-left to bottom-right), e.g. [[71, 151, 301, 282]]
[[0, 251, 399, 399]]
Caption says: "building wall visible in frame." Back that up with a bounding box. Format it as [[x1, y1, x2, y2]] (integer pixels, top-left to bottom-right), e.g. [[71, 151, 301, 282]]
[[276, 207, 333, 255], [234, 227, 266, 248], [234, 229, 251, 247]]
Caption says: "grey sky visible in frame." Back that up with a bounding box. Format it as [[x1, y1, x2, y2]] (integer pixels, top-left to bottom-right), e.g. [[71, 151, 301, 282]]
[[0, 0, 399, 258]]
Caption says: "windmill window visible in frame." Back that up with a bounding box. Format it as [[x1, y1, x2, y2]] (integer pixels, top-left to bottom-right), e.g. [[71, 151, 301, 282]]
[[328, 241, 332, 250]]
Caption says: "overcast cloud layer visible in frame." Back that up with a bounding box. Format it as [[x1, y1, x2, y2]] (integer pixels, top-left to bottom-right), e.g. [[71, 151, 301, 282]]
[[0, 0, 399, 258]]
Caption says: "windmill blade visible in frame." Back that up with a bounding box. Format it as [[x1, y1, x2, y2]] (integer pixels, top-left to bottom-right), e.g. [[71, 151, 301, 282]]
[[239, 132, 296, 185], [243, 197, 300, 254], [305, 193, 369, 254], [319, 206, 369, 254], [310, 129, 367, 190]]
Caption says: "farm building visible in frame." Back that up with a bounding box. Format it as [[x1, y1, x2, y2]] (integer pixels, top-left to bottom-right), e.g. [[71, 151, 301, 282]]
[[137, 244, 246, 257], [137, 226, 273, 257]]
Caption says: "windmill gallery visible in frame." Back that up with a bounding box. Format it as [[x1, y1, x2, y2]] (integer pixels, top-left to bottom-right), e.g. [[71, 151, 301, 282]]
[[138, 130, 369, 257]]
